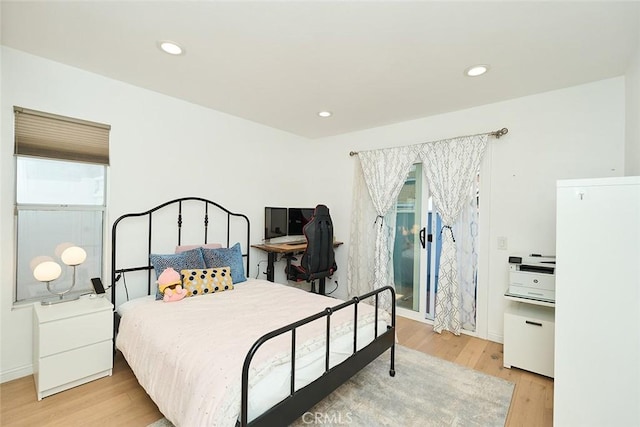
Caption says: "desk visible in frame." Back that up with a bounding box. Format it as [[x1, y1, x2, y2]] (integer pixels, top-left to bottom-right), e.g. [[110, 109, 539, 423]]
[[252, 241, 343, 294]]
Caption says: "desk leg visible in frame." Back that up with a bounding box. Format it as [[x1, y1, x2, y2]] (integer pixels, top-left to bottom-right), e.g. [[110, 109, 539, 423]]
[[266, 252, 277, 282], [319, 278, 326, 295]]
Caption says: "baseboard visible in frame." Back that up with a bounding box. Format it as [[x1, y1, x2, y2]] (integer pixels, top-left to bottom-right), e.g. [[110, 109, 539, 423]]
[[488, 331, 504, 344], [1, 363, 33, 384]]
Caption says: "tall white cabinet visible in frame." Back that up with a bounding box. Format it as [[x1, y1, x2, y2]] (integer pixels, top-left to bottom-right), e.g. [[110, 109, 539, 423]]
[[555, 176, 640, 426]]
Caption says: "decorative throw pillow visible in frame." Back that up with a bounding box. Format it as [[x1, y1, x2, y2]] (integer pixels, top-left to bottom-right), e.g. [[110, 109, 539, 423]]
[[200, 242, 246, 284], [181, 247, 206, 268], [150, 248, 206, 299], [180, 267, 233, 297]]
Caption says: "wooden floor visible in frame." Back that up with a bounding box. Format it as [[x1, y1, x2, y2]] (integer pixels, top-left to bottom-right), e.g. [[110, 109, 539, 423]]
[[395, 317, 554, 427], [0, 316, 553, 426]]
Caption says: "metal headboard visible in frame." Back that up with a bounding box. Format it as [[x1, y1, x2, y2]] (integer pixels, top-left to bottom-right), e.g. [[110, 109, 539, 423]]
[[110, 197, 250, 309]]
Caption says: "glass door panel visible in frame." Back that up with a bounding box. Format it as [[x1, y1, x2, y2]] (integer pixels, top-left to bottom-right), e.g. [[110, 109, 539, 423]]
[[393, 164, 422, 312]]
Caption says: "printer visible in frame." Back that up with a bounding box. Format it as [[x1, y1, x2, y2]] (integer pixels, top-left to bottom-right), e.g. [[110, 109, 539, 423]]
[[506, 254, 556, 303]]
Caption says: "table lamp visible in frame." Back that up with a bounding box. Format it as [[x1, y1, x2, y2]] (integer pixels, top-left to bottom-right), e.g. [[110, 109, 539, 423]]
[[34, 246, 86, 305]]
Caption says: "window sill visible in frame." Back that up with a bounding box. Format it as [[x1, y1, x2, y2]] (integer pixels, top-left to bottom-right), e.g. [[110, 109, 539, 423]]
[[11, 300, 36, 311]]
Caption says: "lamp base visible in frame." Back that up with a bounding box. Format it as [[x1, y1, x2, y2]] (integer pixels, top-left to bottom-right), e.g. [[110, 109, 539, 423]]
[[40, 294, 80, 306]]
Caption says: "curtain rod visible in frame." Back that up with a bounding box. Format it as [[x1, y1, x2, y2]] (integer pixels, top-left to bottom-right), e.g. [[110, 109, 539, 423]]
[[348, 127, 508, 157]]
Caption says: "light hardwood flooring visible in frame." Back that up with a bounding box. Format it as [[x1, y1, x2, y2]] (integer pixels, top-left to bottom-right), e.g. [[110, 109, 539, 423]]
[[0, 316, 553, 426], [395, 317, 554, 427]]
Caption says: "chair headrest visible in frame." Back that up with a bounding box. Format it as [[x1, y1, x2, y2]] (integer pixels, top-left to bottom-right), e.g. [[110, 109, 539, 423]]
[[312, 204, 330, 218]]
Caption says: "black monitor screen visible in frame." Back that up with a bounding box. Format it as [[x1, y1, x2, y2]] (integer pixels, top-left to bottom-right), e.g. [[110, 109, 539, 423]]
[[265, 207, 287, 240], [288, 208, 314, 236]]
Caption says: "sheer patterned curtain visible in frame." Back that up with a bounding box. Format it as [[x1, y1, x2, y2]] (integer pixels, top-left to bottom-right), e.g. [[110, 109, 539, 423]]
[[418, 135, 488, 334], [347, 160, 377, 299], [349, 146, 416, 311], [454, 189, 480, 331]]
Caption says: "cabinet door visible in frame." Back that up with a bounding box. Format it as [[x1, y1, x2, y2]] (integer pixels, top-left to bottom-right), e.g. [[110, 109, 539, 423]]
[[555, 178, 640, 426], [504, 309, 554, 378]]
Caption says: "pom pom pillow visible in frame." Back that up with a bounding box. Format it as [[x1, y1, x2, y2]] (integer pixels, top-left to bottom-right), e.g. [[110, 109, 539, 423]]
[[181, 267, 233, 297]]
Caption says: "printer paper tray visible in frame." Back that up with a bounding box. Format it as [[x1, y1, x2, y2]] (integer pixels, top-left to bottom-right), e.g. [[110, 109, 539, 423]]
[[505, 288, 555, 305]]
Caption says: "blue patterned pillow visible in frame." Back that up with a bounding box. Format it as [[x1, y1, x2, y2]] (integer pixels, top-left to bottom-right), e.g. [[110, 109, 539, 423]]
[[150, 248, 205, 299], [200, 242, 246, 284], [181, 247, 206, 270]]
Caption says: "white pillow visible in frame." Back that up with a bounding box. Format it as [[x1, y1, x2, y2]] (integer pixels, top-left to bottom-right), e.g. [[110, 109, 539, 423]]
[[116, 295, 156, 316]]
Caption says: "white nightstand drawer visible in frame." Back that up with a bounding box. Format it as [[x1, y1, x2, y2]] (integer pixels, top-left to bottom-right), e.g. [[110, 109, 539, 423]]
[[39, 310, 112, 357], [38, 340, 112, 393]]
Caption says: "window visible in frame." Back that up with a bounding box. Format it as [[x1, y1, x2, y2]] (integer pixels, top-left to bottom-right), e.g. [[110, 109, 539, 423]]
[[14, 107, 109, 303]]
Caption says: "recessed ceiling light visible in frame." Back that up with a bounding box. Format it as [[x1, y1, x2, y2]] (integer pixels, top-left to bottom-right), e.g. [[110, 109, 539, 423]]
[[318, 111, 332, 118], [465, 65, 489, 77], [158, 41, 184, 55]]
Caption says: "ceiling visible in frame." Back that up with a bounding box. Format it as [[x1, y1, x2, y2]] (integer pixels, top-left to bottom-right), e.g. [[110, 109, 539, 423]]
[[1, 1, 639, 139]]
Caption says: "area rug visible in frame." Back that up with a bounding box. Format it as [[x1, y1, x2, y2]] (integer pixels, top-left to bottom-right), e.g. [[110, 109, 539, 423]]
[[148, 345, 514, 427]]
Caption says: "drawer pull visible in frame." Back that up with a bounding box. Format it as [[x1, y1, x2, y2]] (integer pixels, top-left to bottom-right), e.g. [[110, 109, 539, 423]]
[[525, 320, 543, 327]]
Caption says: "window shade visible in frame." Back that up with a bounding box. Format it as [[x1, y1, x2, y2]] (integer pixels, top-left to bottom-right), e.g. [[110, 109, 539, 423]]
[[14, 106, 111, 165]]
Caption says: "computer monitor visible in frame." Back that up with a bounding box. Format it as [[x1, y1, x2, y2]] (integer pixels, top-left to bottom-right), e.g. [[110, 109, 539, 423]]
[[288, 207, 314, 236], [264, 207, 287, 240]]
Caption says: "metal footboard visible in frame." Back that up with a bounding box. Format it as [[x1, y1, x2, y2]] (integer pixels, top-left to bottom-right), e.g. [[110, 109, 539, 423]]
[[238, 286, 396, 427]]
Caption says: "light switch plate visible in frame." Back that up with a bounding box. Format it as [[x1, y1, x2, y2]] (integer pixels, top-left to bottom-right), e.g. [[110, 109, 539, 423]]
[[497, 236, 508, 250]]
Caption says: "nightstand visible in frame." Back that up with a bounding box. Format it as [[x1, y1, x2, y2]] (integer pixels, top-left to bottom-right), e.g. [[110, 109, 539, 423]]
[[32, 296, 113, 400]]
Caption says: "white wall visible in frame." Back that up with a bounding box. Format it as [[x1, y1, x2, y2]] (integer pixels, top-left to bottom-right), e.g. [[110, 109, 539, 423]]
[[626, 29, 640, 176], [316, 78, 625, 341], [0, 47, 319, 381]]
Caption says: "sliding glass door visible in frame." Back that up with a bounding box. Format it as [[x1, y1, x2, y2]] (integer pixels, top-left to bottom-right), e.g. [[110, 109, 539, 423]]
[[394, 164, 479, 331], [393, 164, 426, 319], [392, 163, 438, 321]]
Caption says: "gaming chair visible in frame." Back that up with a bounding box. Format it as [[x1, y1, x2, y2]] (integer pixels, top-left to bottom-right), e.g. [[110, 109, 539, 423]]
[[285, 204, 337, 294]]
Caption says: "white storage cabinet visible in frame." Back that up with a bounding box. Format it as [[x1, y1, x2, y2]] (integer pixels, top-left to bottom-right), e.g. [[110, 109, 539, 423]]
[[555, 176, 640, 426], [503, 301, 555, 378], [33, 296, 113, 400]]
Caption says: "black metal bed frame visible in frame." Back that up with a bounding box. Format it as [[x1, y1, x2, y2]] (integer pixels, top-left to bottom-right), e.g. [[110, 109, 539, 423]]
[[239, 286, 396, 427], [110, 197, 396, 426], [110, 197, 250, 335]]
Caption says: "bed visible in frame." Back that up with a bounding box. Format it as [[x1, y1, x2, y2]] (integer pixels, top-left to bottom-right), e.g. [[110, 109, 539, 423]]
[[111, 197, 395, 427]]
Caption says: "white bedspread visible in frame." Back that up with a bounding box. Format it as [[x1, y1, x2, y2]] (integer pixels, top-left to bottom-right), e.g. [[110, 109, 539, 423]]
[[116, 279, 389, 427]]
